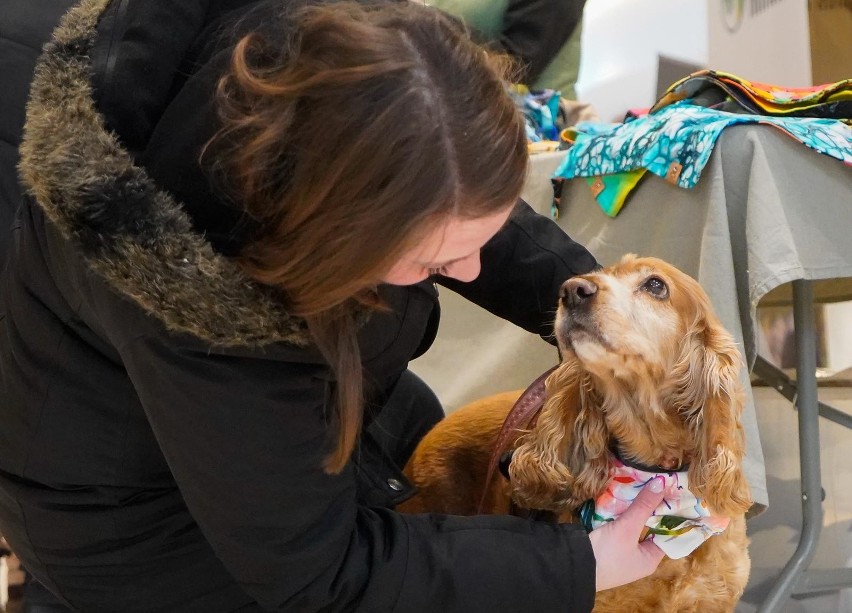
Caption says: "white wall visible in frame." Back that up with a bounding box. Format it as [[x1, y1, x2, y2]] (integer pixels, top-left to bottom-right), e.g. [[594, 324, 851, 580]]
[[707, 0, 812, 87], [576, 0, 814, 122], [576, 0, 708, 122]]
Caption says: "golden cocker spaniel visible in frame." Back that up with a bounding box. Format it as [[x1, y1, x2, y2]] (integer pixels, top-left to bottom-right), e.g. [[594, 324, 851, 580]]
[[400, 255, 752, 612]]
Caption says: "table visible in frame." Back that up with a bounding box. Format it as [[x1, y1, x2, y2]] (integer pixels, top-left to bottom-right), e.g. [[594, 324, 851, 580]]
[[410, 124, 852, 612]]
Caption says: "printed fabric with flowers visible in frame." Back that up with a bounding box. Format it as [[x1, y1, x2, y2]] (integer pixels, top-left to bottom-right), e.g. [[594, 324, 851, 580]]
[[579, 454, 731, 560]]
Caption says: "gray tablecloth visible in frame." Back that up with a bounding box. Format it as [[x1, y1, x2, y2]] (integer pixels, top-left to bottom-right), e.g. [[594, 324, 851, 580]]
[[411, 125, 852, 510]]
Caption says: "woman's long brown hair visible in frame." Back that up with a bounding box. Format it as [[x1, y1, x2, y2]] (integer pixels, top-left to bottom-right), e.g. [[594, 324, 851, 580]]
[[210, 1, 528, 472]]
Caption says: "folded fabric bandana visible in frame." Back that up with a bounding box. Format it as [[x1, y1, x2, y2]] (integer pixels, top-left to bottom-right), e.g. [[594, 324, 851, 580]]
[[579, 454, 730, 560], [510, 85, 562, 144], [652, 70, 852, 123]]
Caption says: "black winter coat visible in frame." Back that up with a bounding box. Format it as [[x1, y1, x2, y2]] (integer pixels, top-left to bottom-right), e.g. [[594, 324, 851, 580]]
[[0, 1, 599, 611], [0, 0, 75, 263]]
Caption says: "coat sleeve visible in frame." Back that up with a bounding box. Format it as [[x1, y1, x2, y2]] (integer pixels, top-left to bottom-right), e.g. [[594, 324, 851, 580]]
[[119, 332, 596, 612], [438, 199, 599, 341], [498, 0, 585, 85]]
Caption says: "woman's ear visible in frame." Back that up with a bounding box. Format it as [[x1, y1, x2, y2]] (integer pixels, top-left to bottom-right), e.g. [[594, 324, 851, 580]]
[[509, 362, 610, 511], [677, 316, 752, 516]]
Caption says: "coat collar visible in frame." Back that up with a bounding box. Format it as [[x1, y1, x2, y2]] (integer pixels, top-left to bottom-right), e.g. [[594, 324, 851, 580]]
[[18, 0, 311, 347]]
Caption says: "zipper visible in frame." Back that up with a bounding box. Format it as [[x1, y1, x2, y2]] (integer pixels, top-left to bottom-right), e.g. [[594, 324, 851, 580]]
[[90, 0, 131, 98]]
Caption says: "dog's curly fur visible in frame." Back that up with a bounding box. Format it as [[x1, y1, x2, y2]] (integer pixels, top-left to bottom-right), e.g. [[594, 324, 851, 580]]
[[400, 255, 752, 612]]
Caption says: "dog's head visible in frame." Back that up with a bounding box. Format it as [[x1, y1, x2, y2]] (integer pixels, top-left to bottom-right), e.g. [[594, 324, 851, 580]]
[[510, 255, 751, 517]]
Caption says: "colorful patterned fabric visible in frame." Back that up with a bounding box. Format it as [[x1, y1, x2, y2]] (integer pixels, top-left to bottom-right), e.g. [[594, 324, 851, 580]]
[[578, 455, 730, 560], [511, 85, 562, 143], [581, 171, 647, 217], [653, 70, 852, 124], [553, 102, 852, 194], [550, 72, 852, 219]]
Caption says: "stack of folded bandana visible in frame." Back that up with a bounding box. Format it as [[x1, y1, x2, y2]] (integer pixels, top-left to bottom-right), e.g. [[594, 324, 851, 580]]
[[653, 70, 852, 124]]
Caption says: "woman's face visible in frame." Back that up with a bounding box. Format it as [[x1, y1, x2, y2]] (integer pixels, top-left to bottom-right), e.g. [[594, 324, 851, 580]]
[[382, 207, 513, 286]]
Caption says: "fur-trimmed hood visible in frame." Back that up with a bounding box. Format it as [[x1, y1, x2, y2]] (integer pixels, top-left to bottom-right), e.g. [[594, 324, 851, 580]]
[[18, 0, 310, 347]]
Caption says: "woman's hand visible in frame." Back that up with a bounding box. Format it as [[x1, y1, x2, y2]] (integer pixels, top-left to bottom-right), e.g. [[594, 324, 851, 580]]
[[588, 477, 667, 591]]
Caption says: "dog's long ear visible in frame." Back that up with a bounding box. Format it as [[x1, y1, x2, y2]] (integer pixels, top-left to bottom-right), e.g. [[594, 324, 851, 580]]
[[509, 361, 610, 511], [673, 303, 752, 517]]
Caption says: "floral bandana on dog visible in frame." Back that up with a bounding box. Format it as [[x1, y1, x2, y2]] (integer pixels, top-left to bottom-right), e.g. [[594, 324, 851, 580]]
[[579, 454, 730, 560]]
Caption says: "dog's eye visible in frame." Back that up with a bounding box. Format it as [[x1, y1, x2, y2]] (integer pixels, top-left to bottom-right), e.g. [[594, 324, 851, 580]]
[[641, 276, 669, 299]]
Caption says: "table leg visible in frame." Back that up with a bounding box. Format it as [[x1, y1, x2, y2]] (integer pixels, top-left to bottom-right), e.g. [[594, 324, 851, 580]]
[[752, 355, 852, 430], [757, 280, 825, 613]]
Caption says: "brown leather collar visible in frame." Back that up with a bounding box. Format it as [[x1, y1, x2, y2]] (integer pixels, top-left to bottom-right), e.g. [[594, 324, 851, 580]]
[[478, 366, 558, 513]]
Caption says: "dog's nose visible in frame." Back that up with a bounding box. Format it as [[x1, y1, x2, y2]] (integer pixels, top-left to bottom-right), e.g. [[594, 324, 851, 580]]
[[560, 277, 598, 308]]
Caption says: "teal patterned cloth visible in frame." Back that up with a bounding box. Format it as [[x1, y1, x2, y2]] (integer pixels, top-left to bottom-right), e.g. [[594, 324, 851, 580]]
[[554, 102, 852, 189], [511, 87, 562, 142]]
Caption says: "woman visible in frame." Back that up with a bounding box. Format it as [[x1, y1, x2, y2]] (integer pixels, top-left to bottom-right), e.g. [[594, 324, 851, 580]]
[[0, 1, 664, 611], [427, 0, 586, 98]]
